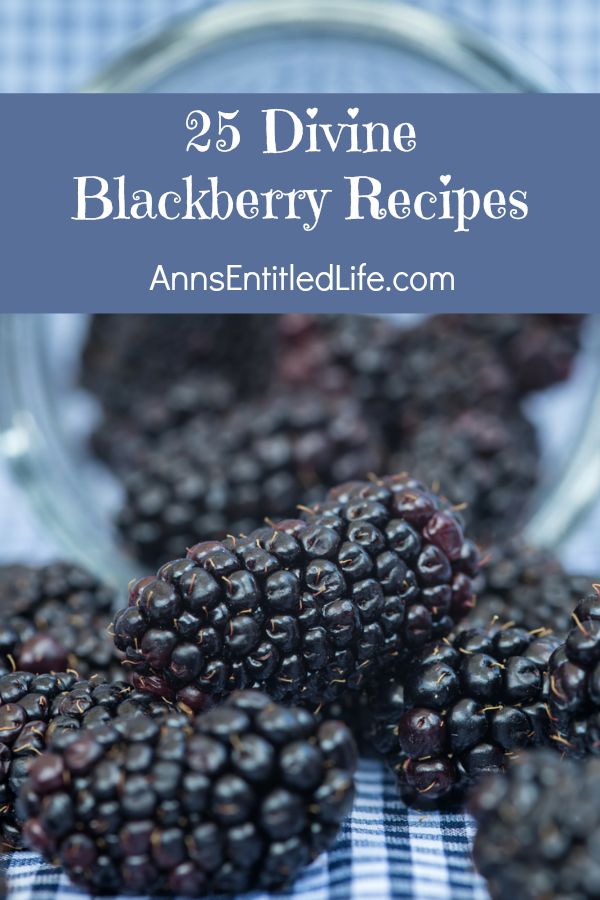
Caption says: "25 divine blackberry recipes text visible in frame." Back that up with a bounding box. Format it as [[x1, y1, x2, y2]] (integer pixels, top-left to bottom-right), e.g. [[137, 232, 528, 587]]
[[71, 106, 528, 234]]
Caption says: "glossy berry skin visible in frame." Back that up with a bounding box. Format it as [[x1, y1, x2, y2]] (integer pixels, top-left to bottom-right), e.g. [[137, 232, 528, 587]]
[[0, 563, 120, 679], [21, 690, 356, 896], [470, 750, 600, 900], [365, 626, 560, 805], [549, 591, 600, 755], [113, 476, 478, 710], [0, 673, 175, 849]]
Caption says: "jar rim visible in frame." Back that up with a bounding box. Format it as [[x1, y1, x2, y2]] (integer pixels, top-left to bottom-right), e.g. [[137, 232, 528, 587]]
[[85, 0, 558, 94]]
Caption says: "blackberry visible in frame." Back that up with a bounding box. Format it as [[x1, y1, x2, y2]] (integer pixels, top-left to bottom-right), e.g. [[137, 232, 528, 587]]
[[440, 314, 585, 394], [362, 673, 406, 757], [279, 315, 517, 443], [82, 314, 279, 413], [277, 314, 582, 438], [470, 750, 600, 900], [0, 563, 120, 679], [0, 672, 177, 847], [115, 392, 383, 567], [91, 372, 236, 472], [390, 409, 539, 541], [548, 589, 600, 756], [113, 475, 478, 710], [21, 690, 356, 895], [275, 314, 353, 393], [366, 625, 560, 805], [466, 539, 591, 634]]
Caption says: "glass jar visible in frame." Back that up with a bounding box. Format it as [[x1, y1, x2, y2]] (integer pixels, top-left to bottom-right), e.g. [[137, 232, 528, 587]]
[[1, 313, 599, 591], [3, 4, 593, 590], [86, 0, 556, 94]]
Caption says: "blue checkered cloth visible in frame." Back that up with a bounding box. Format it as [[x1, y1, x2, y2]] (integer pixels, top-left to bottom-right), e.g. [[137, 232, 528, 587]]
[[0, 0, 599, 92], [1, 761, 487, 900], [0, 4, 598, 898]]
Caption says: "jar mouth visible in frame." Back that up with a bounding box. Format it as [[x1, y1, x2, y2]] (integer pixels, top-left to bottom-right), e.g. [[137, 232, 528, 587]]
[[85, 0, 557, 94], [1, 314, 598, 587]]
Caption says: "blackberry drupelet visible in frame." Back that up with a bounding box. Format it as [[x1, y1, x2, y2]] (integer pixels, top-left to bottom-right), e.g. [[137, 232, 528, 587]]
[[113, 475, 479, 710], [115, 392, 383, 567], [0, 563, 120, 679], [548, 588, 600, 756], [366, 625, 561, 805], [470, 750, 600, 900], [390, 409, 539, 541], [466, 539, 592, 634], [0, 673, 176, 848], [21, 690, 357, 896]]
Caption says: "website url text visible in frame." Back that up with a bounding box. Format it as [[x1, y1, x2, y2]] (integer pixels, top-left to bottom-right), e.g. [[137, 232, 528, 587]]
[[149, 263, 455, 294]]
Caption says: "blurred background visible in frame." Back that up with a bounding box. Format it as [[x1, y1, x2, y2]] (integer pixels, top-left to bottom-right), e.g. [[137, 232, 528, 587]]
[[1, 313, 599, 589], [0, 0, 598, 92], [0, 1, 598, 578]]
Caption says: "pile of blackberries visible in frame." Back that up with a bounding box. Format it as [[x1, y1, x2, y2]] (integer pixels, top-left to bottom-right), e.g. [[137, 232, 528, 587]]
[[114, 392, 383, 567], [83, 314, 584, 566], [471, 751, 600, 899], [0, 563, 121, 679], [1, 472, 477, 894], [1, 314, 596, 898], [2, 488, 600, 897]]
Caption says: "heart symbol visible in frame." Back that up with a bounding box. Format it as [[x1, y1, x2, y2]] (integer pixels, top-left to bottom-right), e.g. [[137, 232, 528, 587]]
[[347, 107, 359, 118], [440, 174, 451, 186], [306, 107, 318, 118]]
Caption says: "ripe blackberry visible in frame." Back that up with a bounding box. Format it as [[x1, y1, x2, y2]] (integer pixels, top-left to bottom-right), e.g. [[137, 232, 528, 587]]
[[390, 409, 539, 541], [470, 750, 600, 900], [548, 589, 600, 756], [362, 673, 406, 757], [21, 690, 356, 896], [466, 539, 591, 634], [0, 672, 177, 848], [440, 314, 585, 394], [82, 314, 279, 413], [277, 315, 581, 438], [322, 316, 516, 443], [366, 625, 560, 805], [91, 372, 236, 472], [115, 392, 383, 567], [113, 475, 478, 710], [0, 563, 120, 679]]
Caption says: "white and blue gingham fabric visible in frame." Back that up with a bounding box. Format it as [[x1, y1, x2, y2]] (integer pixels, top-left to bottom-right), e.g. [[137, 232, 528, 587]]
[[0, 0, 599, 93], [0, 3, 598, 898], [2, 760, 488, 900]]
